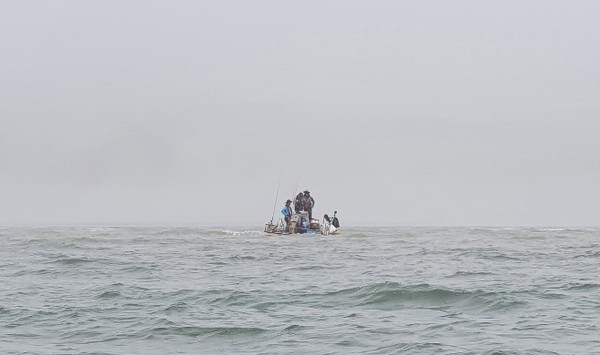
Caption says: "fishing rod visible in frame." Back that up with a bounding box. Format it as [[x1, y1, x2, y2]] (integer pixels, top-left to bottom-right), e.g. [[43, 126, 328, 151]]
[[269, 176, 281, 224], [291, 180, 298, 207]]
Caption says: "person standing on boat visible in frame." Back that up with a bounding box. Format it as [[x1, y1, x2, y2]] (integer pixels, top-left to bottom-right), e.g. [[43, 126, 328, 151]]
[[293, 193, 304, 214], [302, 190, 315, 222], [281, 199, 293, 227]]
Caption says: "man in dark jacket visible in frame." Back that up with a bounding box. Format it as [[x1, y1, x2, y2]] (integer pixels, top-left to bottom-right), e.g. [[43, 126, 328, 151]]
[[302, 190, 315, 221], [293, 193, 304, 214]]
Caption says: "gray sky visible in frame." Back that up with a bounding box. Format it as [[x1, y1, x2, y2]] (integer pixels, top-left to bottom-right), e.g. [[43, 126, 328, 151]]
[[1, 1, 599, 226]]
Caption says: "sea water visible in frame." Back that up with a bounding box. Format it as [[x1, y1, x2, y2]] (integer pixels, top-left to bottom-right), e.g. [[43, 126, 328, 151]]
[[1, 227, 599, 354]]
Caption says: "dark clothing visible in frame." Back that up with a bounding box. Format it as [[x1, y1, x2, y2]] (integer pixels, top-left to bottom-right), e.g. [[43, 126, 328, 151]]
[[301, 195, 314, 221], [293, 194, 303, 213], [332, 217, 340, 228], [302, 196, 315, 210]]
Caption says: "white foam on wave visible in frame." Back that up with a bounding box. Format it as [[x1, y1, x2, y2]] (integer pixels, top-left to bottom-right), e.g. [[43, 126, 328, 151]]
[[221, 230, 264, 236]]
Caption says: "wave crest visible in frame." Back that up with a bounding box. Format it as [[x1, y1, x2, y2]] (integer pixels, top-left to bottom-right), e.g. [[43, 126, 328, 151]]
[[323, 282, 525, 312], [149, 325, 267, 337]]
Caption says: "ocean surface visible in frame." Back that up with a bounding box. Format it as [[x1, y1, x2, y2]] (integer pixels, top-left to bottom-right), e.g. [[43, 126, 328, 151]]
[[1, 227, 599, 355]]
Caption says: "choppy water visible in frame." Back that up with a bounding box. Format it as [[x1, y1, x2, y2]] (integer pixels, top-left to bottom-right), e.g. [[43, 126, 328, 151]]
[[1, 227, 599, 354]]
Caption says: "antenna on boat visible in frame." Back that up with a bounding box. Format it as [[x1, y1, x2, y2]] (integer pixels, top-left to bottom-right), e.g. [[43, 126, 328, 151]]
[[270, 176, 281, 224], [291, 180, 298, 202]]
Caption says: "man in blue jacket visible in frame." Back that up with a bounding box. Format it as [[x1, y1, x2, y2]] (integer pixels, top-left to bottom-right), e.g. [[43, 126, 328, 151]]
[[281, 199, 293, 227]]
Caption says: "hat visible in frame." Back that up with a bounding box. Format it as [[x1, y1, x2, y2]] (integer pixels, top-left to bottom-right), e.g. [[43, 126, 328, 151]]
[[303, 190, 310, 194], [285, 199, 292, 203]]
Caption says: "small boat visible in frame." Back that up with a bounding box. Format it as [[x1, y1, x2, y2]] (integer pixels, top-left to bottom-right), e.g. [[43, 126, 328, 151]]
[[264, 211, 340, 236], [264, 211, 322, 235], [264, 186, 340, 236]]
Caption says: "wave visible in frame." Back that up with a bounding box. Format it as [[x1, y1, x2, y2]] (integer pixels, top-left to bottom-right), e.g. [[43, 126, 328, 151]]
[[562, 283, 600, 291], [351, 282, 466, 306], [96, 290, 123, 299], [481, 252, 522, 261], [281, 324, 307, 332], [208, 290, 257, 307], [119, 265, 156, 273], [163, 301, 191, 312], [147, 227, 200, 236], [321, 282, 526, 312], [221, 230, 264, 237], [135, 227, 262, 237], [367, 341, 455, 354], [450, 270, 497, 277], [229, 254, 259, 261], [285, 265, 332, 272], [148, 325, 267, 337], [92, 283, 150, 300], [49, 256, 97, 265], [574, 251, 600, 259]]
